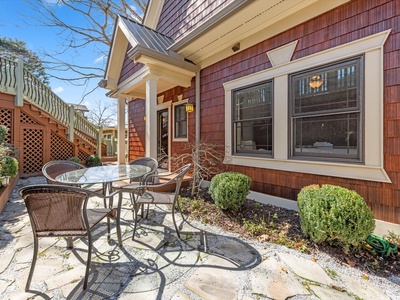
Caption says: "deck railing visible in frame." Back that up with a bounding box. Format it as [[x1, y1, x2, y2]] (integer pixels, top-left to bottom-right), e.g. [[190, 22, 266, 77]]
[[0, 57, 100, 151]]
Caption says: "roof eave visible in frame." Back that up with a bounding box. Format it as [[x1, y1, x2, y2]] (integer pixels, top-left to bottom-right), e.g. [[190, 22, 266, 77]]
[[128, 45, 200, 73], [169, 0, 255, 52]]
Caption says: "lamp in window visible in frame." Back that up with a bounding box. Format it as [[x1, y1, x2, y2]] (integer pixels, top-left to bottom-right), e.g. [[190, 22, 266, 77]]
[[185, 103, 195, 113], [309, 75, 323, 88]]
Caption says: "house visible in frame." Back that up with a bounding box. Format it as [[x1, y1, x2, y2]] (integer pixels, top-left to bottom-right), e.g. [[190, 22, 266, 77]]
[[101, 0, 400, 232], [69, 103, 89, 118], [102, 126, 128, 157]]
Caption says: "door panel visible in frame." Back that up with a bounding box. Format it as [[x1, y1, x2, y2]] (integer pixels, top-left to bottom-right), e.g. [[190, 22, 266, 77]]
[[157, 109, 169, 169]]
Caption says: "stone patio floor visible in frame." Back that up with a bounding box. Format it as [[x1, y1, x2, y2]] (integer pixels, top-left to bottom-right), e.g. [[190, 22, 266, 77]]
[[0, 176, 399, 299]]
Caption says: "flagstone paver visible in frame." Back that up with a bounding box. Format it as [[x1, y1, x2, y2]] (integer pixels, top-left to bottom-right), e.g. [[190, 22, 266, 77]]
[[339, 273, 392, 300], [250, 256, 310, 300], [310, 285, 354, 300], [0, 176, 399, 299], [277, 252, 336, 286]]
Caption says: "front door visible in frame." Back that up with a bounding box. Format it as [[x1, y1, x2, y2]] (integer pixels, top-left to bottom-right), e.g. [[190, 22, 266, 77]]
[[157, 109, 169, 169]]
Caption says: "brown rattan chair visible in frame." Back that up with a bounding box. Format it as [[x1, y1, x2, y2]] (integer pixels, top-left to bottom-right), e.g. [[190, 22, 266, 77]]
[[42, 160, 86, 185], [121, 163, 191, 243], [42, 160, 104, 192], [20, 184, 120, 291]]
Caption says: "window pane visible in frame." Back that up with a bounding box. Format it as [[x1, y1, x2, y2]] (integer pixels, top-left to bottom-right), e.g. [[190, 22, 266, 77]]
[[175, 105, 186, 121], [232, 81, 273, 156], [235, 119, 272, 154], [293, 59, 359, 114], [177, 120, 187, 137], [293, 113, 359, 158], [175, 104, 187, 138], [234, 83, 272, 121]]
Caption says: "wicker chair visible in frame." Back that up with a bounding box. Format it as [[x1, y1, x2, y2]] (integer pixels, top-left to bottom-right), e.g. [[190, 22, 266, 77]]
[[42, 160, 86, 185], [123, 163, 191, 243], [20, 184, 120, 291]]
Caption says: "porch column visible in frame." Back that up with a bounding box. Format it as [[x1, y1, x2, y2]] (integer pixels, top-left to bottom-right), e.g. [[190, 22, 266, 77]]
[[145, 75, 158, 159], [117, 95, 126, 163]]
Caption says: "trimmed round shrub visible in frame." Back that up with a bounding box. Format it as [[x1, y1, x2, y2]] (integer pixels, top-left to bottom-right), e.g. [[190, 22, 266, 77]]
[[297, 184, 375, 250], [86, 155, 102, 167], [209, 172, 251, 211]]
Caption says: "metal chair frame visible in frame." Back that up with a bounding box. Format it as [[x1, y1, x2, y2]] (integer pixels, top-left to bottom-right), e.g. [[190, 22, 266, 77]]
[[20, 184, 120, 291], [42, 160, 86, 185], [123, 163, 192, 242]]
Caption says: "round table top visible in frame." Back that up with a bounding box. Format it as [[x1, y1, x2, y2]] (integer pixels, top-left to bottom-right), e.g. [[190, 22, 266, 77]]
[[55, 164, 151, 185]]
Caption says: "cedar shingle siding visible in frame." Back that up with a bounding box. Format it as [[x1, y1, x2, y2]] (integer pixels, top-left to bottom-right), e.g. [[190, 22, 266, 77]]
[[127, 0, 400, 224], [156, 0, 235, 39]]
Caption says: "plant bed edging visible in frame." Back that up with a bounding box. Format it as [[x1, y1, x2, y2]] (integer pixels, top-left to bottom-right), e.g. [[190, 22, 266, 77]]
[[0, 175, 19, 214]]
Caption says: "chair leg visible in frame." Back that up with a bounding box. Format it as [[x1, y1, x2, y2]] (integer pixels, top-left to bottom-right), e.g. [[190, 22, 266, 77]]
[[67, 237, 73, 249], [116, 192, 123, 247], [83, 236, 92, 290], [25, 236, 39, 291], [132, 203, 140, 240], [171, 207, 181, 240]]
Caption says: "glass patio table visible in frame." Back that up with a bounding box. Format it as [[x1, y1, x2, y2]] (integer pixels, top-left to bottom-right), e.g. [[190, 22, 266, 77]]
[[55, 164, 151, 246], [55, 164, 151, 193]]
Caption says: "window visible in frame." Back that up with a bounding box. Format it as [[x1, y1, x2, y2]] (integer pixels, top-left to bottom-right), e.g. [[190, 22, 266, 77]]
[[174, 104, 187, 139], [224, 31, 390, 182], [232, 81, 273, 156], [290, 57, 363, 162]]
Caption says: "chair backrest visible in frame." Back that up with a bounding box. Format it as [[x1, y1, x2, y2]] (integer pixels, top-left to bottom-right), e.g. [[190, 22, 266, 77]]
[[128, 157, 158, 183], [19, 185, 92, 237], [42, 160, 86, 184], [170, 163, 192, 201]]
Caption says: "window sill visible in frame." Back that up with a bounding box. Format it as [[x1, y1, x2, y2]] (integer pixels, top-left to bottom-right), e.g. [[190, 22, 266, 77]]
[[225, 155, 391, 183], [173, 137, 189, 142]]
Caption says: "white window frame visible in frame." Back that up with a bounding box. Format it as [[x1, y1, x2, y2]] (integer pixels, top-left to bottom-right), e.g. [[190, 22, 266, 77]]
[[172, 98, 189, 142], [223, 30, 391, 183]]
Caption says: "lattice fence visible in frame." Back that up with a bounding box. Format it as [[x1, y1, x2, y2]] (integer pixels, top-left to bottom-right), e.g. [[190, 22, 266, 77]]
[[22, 128, 44, 175], [21, 111, 41, 125], [78, 149, 90, 162], [51, 133, 74, 160], [0, 108, 13, 144]]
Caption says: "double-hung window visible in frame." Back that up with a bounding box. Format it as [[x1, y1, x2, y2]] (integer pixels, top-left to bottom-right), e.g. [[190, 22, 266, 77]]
[[289, 56, 363, 162], [232, 81, 273, 156], [174, 104, 187, 139]]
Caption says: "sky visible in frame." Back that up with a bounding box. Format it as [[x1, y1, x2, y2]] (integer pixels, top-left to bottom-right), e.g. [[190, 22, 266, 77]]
[[0, 0, 144, 123]]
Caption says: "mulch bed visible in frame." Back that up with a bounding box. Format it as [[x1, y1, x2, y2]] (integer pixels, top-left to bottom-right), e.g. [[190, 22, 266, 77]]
[[179, 187, 400, 278]]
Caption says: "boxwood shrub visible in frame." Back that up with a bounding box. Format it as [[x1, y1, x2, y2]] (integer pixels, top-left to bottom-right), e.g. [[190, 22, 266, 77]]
[[209, 172, 251, 211], [297, 184, 375, 250]]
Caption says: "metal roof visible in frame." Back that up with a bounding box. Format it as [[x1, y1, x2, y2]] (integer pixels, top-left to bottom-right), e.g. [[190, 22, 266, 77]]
[[119, 16, 173, 56]]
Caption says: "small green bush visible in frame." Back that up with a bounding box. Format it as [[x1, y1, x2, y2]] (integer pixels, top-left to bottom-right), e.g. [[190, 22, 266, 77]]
[[297, 184, 375, 250], [209, 172, 251, 211], [1, 156, 18, 178], [68, 157, 81, 163], [85, 155, 102, 167], [0, 125, 8, 144]]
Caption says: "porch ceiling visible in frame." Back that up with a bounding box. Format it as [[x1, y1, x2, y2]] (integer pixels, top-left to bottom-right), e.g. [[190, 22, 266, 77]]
[[170, 0, 350, 67]]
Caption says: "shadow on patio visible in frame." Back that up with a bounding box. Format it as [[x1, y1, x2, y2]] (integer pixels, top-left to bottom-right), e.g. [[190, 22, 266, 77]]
[[0, 176, 261, 299]]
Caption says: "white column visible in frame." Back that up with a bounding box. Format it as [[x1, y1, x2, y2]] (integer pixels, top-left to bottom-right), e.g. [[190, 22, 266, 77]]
[[68, 105, 75, 142], [15, 58, 24, 107], [117, 96, 126, 163], [145, 76, 158, 159]]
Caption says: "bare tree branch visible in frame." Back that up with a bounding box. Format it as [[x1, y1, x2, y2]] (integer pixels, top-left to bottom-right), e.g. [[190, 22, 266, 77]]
[[22, 0, 148, 98], [165, 138, 230, 197], [87, 99, 118, 128]]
